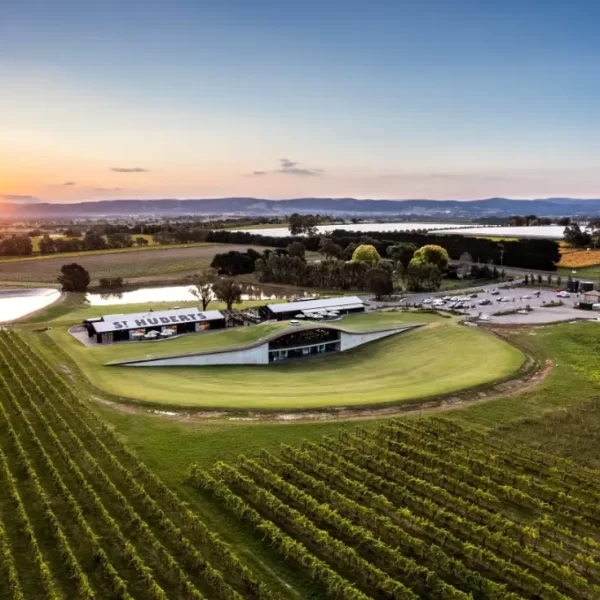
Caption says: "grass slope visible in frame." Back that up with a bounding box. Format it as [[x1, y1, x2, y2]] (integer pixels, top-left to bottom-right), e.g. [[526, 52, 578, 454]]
[[43, 311, 524, 409]]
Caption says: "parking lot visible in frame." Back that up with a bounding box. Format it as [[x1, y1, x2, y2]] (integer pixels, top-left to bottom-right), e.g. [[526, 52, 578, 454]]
[[423, 287, 599, 324]]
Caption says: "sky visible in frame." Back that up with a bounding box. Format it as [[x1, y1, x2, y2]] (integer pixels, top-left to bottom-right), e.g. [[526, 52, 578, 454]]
[[2, 0, 600, 203]]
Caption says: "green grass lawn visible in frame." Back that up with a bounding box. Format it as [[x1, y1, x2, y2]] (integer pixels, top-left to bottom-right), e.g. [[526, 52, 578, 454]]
[[557, 264, 600, 280], [40, 311, 524, 409]]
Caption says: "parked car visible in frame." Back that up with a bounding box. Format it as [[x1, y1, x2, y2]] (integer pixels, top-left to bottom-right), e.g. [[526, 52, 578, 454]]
[[423, 298, 433, 304], [501, 297, 511, 302], [516, 310, 529, 315], [478, 299, 492, 306], [557, 291, 570, 298], [522, 294, 532, 299], [470, 293, 478, 298], [490, 289, 500, 295]]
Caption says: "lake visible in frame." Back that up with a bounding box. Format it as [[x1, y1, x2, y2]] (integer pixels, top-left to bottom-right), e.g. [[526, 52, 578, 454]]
[[0, 288, 61, 323], [86, 283, 306, 306], [235, 222, 565, 239], [437, 225, 566, 239], [235, 222, 468, 237]]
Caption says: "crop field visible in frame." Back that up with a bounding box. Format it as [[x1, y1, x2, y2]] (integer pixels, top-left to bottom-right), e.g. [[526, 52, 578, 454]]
[[558, 247, 600, 269], [45, 312, 525, 409], [0, 330, 280, 600], [190, 418, 600, 600], [0, 244, 269, 285]]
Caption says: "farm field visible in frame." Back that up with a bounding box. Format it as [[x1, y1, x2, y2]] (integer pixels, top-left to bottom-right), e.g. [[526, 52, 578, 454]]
[[0, 243, 270, 285], [41, 311, 525, 409], [190, 417, 600, 599], [558, 247, 600, 269], [0, 330, 282, 600]]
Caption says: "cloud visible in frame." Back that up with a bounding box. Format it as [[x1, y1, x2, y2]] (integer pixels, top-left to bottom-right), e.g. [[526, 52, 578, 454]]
[[111, 167, 149, 173], [248, 158, 323, 177], [92, 187, 122, 192], [0, 194, 41, 204], [62, 181, 76, 186]]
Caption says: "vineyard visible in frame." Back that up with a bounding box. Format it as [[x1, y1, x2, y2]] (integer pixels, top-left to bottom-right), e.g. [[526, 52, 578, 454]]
[[0, 330, 271, 600], [189, 419, 600, 600]]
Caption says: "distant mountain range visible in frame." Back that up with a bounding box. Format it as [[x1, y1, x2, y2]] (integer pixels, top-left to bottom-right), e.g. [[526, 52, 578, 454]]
[[3, 197, 600, 218]]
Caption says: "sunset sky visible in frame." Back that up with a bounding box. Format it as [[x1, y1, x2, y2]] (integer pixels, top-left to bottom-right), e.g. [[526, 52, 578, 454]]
[[2, 1, 600, 203]]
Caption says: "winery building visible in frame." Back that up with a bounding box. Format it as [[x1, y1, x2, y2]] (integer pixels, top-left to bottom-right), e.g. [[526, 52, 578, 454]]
[[84, 308, 226, 344], [264, 296, 365, 321]]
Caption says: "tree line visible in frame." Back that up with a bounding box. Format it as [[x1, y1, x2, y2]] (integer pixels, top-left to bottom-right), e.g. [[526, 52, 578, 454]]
[[206, 228, 560, 271]]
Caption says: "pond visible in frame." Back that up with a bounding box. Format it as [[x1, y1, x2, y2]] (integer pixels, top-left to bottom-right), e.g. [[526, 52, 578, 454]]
[[86, 283, 306, 306], [0, 288, 61, 323]]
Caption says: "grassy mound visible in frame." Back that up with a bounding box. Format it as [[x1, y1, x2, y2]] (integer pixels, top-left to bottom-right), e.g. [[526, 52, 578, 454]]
[[47, 311, 525, 409]]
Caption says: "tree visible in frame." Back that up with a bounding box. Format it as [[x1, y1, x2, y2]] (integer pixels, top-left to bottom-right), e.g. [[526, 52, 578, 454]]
[[557, 217, 571, 226], [0, 235, 33, 256], [212, 278, 242, 310], [211, 251, 256, 275], [288, 213, 319, 236], [587, 218, 600, 249], [387, 243, 417, 270], [342, 242, 358, 261], [58, 263, 90, 292], [352, 244, 381, 266], [524, 274, 529, 286], [413, 244, 449, 271], [83, 231, 107, 251], [135, 236, 149, 246], [288, 213, 304, 236], [286, 241, 305, 259], [189, 268, 216, 311], [106, 232, 133, 248], [365, 267, 393, 300], [39, 234, 56, 254], [318, 237, 342, 260], [405, 258, 442, 292], [557, 275, 562, 287], [564, 223, 591, 248]]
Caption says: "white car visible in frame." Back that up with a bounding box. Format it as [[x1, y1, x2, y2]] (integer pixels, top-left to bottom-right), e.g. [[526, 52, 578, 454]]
[[480, 314, 491, 321], [423, 298, 433, 304], [557, 291, 570, 298], [501, 297, 511, 302], [522, 294, 532, 300], [516, 310, 529, 315]]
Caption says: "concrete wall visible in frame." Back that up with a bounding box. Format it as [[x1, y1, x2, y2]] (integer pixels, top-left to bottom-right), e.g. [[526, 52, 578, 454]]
[[117, 324, 420, 368], [128, 342, 269, 367], [339, 328, 407, 352]]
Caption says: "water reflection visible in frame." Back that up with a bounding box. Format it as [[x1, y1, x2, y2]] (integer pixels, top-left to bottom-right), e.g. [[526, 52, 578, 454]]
[[0, 288, 61, 323], [235, 222, 566, 240], [87, 283, 304, 306]]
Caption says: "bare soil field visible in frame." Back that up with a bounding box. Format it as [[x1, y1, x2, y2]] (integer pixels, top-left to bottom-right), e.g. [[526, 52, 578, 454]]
[[0, 244, 268, 284]]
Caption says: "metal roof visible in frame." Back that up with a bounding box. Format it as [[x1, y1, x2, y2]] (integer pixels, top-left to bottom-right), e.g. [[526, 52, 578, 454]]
[[267, 296, 364, 314], [92, 308, 224, 334]]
